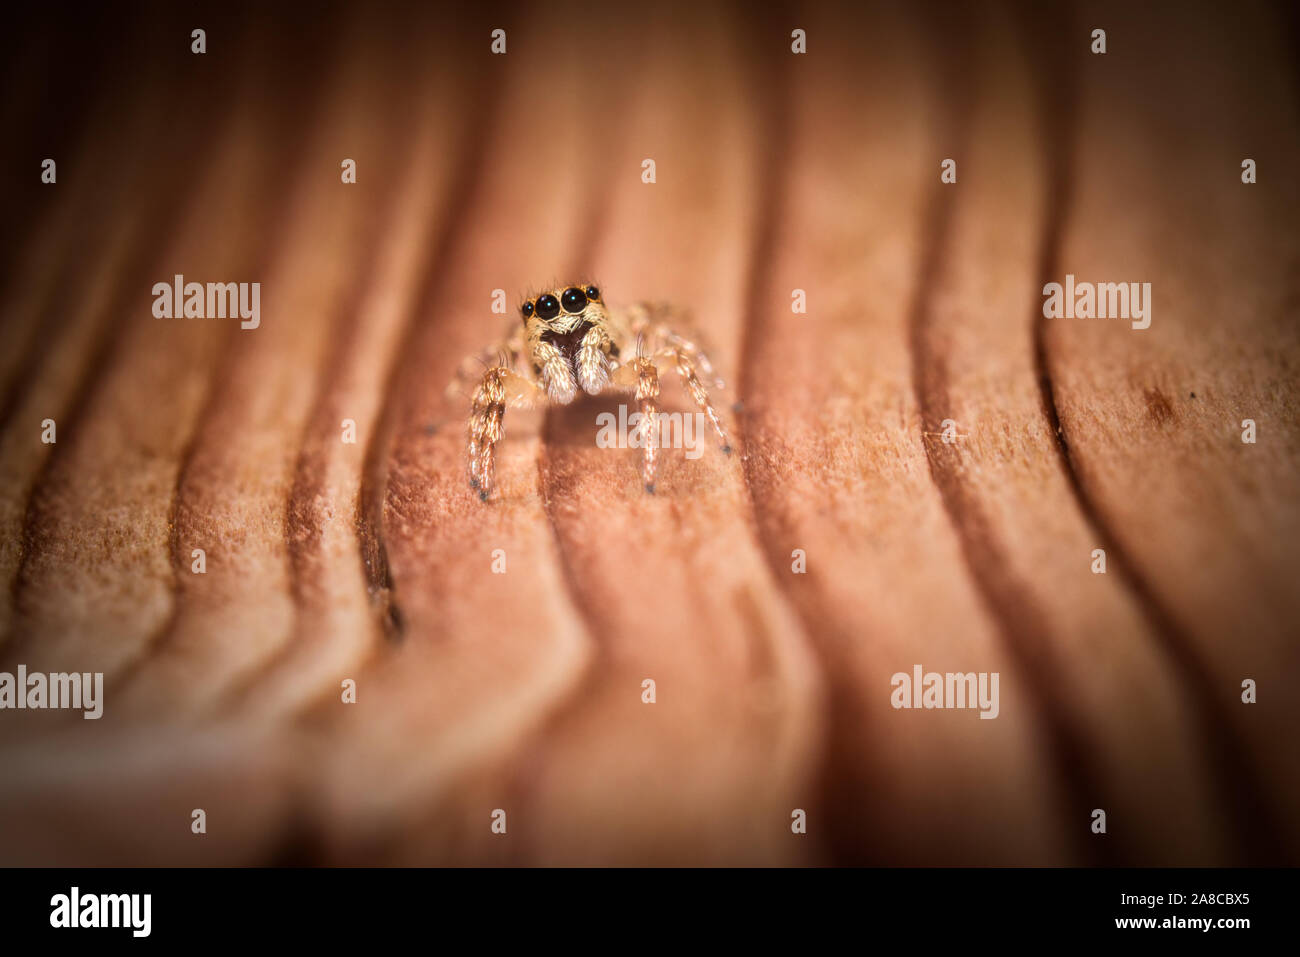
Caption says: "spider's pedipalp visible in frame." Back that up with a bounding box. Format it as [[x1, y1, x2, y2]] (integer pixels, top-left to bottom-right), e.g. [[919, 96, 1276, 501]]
[[535, 339, 578, 404], [576, 325, 612, 395]]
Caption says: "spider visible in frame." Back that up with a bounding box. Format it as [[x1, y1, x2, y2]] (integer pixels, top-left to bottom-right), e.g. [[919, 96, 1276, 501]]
[[454, 283, 731, 500]]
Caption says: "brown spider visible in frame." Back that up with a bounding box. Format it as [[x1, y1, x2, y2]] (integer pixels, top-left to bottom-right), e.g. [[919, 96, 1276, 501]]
[[454, 283, 731, 500]]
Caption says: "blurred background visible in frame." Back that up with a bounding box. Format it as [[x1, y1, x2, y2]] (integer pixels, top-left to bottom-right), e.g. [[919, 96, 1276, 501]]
[[0, 0, 1297, 865]]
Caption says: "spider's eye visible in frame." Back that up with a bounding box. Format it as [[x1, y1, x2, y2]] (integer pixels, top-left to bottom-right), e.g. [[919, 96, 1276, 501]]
[[535, 294, 560, 319], [521, 300, 534, 318], [585, 285, 600, 300], [561, 287, 588, 313]]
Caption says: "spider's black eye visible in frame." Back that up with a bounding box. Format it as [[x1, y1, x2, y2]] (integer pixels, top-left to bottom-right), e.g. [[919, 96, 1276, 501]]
[[535, 294, 560, 320], [585, 285, 600, 300], [561, 286, 588, 313], [521, 300, 534, 318]]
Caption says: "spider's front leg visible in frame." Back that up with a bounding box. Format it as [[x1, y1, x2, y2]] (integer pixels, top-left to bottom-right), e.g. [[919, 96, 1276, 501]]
[[467, 364, 542, 501], [623, 304, 730, 453], [612, 356, 661, 493]]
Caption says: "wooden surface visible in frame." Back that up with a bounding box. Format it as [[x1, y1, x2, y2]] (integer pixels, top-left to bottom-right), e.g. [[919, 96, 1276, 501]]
[[0, 0, 1297, 865]]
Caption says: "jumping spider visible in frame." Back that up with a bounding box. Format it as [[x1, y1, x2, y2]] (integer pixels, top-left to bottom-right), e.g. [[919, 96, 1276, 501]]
[[454, 283, 731, 500]]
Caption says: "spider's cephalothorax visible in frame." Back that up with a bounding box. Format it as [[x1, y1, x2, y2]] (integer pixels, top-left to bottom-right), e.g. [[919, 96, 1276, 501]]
[[521, 284, 613, 404], [457, 283, 731, 501]]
